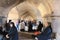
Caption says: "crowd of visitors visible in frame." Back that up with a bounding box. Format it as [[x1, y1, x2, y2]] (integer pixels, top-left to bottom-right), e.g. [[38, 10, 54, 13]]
[[0, 19, 52, 40]]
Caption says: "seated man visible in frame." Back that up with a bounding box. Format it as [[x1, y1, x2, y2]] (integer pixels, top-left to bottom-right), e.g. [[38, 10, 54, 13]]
[[37, 22, 52, 40]]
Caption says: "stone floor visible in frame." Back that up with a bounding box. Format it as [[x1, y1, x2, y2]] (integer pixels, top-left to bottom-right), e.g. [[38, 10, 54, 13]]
[[19, 36, 35, 40], [18, 32, 35, 40], [18, 32, 56, 40]]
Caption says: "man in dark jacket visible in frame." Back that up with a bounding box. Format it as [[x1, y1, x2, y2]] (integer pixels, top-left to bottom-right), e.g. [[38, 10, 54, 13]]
[[28, 21, 33, 32], [4, 20, 12, 32], [37, 21, 43, 32], [37, 22, 52, 40]]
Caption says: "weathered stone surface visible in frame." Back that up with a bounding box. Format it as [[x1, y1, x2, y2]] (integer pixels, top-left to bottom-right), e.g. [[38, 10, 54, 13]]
[[0, 0, 25, 24], [0, 0, 24, 8]]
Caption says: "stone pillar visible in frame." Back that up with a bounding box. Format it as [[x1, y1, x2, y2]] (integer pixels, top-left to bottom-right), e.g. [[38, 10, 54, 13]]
[[52, 0, 60, 40], [0, 7, 6, 25], [0, 7, 11, 25]]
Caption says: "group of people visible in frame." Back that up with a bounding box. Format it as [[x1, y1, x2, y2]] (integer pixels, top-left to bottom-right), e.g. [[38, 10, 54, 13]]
[[0, 19, 52, 40], [0, 20, 18, 40], [16, 20, 43, 32], [15, 20, 52, 40]]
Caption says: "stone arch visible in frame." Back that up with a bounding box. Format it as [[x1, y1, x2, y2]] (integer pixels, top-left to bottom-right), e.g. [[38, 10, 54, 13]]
[[7, 0, 53, 23], [14, 1, 41, 20], [37, 0, 53, 24], [0, 0, 25, 24], [0, 0, 53, 24]]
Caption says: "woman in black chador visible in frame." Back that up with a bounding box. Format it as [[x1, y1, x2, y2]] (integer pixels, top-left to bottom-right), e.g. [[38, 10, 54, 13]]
[[6, 22, 18, 40]]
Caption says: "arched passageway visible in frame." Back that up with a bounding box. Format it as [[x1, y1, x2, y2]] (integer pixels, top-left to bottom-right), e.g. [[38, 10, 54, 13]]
[[7, 0, 53, 24], [2, 0, 60, 40], [1, 0, 60, 40], [7, 1, 53, 39]]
